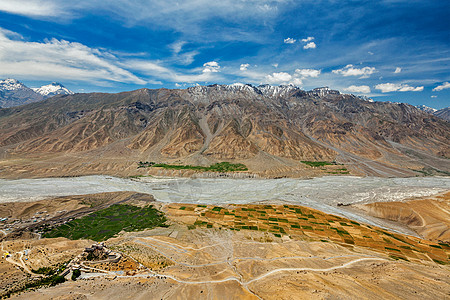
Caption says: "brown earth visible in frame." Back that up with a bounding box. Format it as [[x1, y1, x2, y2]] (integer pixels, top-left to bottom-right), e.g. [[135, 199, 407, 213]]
[[0, 85, 448, 179], [0, 238, 91, 296], [1, 193, 449, 299], [8, 228, 450, 300], [354, 191, 450, 243]]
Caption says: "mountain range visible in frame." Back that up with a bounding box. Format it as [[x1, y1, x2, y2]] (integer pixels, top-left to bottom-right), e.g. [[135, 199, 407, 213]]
[[416, 104, 450, 121], [0, 79, 73, 108], [0, 83, 448, 179]]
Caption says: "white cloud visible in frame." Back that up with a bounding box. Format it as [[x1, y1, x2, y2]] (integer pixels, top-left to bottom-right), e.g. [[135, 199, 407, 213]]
[[169, 41, 186, 54], [290, 77, 303, 86], [0, 27, 219, 85], [398, 85, 424, 92], [432, 82, 450, 91], [240, 63, 250, 71], [344, 85, 371, 94], [301, 37, 314, 42], [394, 67, 402, 73], [295, 68, 320, 78], [0, 28, 145, 84], [0, 1, 284, 43], [168, 41, 198, 65], [127, 60, 216, 83], [303, 42, 316, 49], [202, 61, 220, 73], [375, 83, 424, 93], [176, 51, 198, 65], [0, 0, 62, 17], [431, 95, 437, 98], [264, 68, 321, 86], [0, 27, 23, 40], [283, 37, 296, 44], [265, 72, 292, 84], [332, 64, 376, 78]]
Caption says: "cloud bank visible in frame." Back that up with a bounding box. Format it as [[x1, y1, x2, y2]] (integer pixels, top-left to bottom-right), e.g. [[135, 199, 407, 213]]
[[332, 64, 376, 78], [203, 61, 220, 73], [0, 28, 145, 84], [375, 83, 424, 93], [344, 85, 371, 93], [264, 68, 320, 85], [284, 38, 296, 44], [240, 63, 250, 71], [433, 82, 450, 91]]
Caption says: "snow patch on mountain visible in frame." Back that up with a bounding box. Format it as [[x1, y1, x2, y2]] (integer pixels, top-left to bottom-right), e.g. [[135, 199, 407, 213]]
[[0, 79, 73, 108], [307, 87, 340, 97], [416, 104, 437, 114], [32, 82, 74, 97], [0, 78, 27, 91]]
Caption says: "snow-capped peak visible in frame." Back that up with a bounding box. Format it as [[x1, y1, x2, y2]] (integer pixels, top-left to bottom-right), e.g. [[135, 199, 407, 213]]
[[32, 82, 74, 97], [357, 95, 374, 102], [307, 86, 340, 97], [416, 105, 437, 114], [257, 84, 298, 97], [0, 78, 27, 91]]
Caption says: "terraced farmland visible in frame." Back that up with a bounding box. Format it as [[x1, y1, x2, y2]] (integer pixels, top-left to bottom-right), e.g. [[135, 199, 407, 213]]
[[166, 203, 450, 265]]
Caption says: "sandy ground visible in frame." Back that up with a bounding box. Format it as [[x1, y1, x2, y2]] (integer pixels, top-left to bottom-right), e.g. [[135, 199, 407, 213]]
[[355, 191, 450, 242], [1, 238, 91, 295], [9, 229, 450, 300], [1, 191, 449, 299]]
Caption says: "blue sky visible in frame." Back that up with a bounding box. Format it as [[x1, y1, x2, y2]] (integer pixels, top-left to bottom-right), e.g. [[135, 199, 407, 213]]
[[0, 0, 449, 108]]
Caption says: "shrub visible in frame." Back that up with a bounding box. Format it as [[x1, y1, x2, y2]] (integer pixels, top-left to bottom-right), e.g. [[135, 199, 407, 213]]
[[71, 269, 81, 281]]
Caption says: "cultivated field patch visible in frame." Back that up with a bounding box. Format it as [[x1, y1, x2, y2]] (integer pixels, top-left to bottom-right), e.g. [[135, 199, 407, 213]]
[[43, 204, 168, 241], [167, 203, 450, 265]]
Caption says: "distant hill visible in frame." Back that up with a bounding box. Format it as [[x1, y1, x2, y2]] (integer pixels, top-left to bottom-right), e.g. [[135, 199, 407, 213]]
[[0, 79, 73, 108], [0, 79, 43, 108], [416, 104, 449, 122], [416, 104, 437, 114], [434, 107, 450, 121], [0, 84, 448, 178]]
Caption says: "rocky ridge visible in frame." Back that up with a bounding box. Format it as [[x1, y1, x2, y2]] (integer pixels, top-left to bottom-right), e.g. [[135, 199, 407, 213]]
[[0, 79, 73, 108], [417, 104, 450, 121], [434, 107, 450, 121], [0, 84, 448, 178]]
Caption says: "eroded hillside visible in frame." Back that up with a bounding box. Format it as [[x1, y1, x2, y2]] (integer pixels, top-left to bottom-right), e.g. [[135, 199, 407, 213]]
[[0, 85, 448, 178]]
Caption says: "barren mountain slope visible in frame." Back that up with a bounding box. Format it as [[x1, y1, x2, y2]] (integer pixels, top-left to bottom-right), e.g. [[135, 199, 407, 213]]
[[435, 107, 450, 121], [355, 191, 450, 242], [0, 85, 448, 178]]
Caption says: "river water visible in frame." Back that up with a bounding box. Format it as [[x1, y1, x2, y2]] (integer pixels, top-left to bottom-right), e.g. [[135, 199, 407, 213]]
[[1, 175, 448, 234]]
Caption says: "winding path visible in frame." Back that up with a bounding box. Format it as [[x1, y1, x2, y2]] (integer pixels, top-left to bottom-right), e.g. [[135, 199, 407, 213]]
[[115, 257, 386, 286]]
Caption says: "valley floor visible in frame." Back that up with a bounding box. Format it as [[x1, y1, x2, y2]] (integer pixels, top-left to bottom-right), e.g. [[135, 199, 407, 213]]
[[0, 190, 449, 299]]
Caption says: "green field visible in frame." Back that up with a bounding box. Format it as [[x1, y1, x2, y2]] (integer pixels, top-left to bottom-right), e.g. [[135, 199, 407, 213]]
[[43, 204, 167, 241], [300, 161, 336, 167], [138, 161, 248, 172]]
